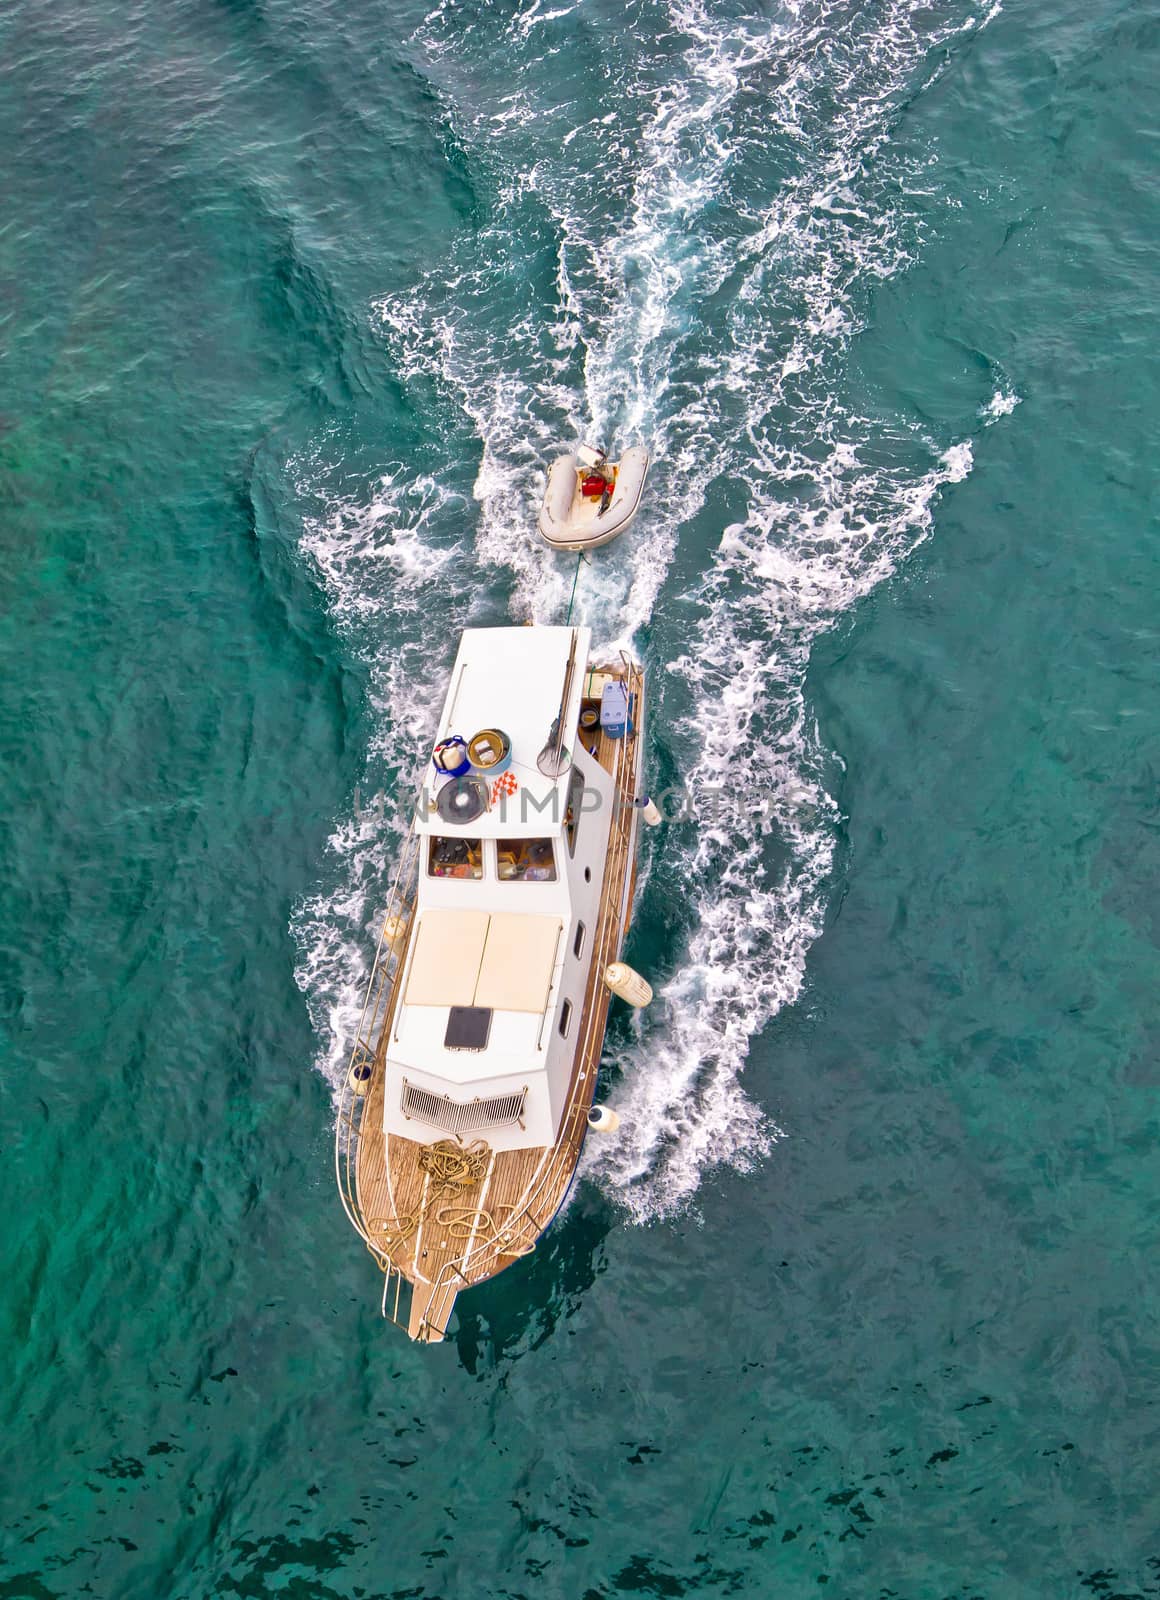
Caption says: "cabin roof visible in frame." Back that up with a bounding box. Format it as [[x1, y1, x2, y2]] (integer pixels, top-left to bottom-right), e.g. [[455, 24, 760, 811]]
[[391, 908, 566, 1086], [403, 909, 561, 1014], [415, 625, 592, 841]]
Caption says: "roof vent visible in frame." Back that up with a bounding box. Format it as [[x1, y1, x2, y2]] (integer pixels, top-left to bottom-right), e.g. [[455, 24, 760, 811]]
[[401, 1079, 527, 1135]]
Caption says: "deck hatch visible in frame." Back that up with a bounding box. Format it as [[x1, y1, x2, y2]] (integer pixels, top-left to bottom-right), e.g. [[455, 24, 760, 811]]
[[443, 1006, 492, 1052], [401, 1078, 527, 1134]]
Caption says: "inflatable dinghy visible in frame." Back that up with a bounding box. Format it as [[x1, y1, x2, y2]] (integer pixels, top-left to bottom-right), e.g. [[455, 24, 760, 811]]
[[538, 443, 649, 552]]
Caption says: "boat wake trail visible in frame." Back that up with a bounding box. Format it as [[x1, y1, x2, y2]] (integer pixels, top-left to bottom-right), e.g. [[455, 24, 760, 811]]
[[292, 460, 470, 1088], [293, 0, 1008, 1216]]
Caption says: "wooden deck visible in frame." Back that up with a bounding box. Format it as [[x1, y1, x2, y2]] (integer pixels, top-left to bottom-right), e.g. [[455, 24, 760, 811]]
[[337, 655, 644, 1340]]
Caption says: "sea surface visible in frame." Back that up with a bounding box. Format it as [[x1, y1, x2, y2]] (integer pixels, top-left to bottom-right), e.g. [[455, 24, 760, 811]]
[[2, 0, 1159, 1593]]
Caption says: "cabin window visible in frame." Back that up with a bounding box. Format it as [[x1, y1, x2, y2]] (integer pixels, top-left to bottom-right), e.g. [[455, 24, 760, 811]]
[[573, 921, 586, 960], [565, 767, 586, 856], [496, 838, 557, 882], [558, 999, 573, 1038], [428, 836, 483, 879]]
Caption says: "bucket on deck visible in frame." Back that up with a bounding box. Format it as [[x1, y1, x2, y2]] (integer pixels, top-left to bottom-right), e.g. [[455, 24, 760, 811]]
[[432, 735, 470, 778], [467, 727, 512, 776]]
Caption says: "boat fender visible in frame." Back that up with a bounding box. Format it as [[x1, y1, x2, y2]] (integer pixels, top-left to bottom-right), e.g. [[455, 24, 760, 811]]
[[587, 1104, 620, 1134], [604, 962, 653, 1007], [348, 1061, 373, 1097], [637, 794, 662, 826], [383, 912, 409, 948]]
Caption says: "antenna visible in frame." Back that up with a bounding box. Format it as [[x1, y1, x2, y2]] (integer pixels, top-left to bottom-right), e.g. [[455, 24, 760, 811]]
[[537, 628, 578, 777]]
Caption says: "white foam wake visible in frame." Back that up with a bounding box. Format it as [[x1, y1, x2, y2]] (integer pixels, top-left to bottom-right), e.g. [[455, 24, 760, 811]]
[[984, 389, 1021, 420], [292, 462, 470, 1087], [294, 0, 1006, 1221], [584, 443, 973, 1217], [380, 0, 811, 642]]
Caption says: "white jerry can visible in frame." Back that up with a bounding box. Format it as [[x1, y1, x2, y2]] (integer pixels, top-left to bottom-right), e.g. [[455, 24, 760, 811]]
[[604, 962, 653, 1007]]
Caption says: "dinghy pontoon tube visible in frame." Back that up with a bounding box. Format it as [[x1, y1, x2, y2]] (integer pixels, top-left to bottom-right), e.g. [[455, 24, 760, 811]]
[[538, 444, 649, 551]]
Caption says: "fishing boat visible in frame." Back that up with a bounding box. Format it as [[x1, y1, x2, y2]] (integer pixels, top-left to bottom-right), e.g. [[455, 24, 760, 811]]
[[538, 443, 650, 551], [335, 624, 651, 1341]]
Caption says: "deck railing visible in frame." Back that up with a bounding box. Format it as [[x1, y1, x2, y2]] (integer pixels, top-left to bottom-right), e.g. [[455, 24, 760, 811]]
[[334, 828, 421, 1263]]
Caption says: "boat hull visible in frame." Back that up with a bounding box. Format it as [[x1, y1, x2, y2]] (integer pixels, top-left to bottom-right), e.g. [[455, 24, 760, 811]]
[[336, 653, 646, 1341]]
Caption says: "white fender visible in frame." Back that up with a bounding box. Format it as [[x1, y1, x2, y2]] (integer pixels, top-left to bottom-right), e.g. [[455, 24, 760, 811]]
[[348, 1061, 373, 1097], [604, 962, 653, 1007], [587, 1104, 621, 1133], [638, 794, 662, 826], [383, 912, 409, 949]]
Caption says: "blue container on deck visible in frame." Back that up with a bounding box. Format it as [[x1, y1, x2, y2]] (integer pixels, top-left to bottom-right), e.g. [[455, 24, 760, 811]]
[[600, 681, 632, 740], [432, 735, 471, 779]]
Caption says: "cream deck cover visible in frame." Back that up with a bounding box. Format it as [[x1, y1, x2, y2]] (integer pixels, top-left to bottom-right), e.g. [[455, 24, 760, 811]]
[[475, 913, 563, 1013], [404, 909, 490, 1007], [403, 909, 563, 1016]]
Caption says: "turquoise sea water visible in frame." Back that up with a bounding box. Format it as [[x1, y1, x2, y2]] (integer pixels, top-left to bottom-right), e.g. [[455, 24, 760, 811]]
[[3, 0, 1160, 1593]]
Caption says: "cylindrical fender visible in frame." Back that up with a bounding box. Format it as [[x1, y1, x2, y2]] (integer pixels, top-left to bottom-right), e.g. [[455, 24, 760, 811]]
[[604, 962, 653, 1007], [587, 1104, 621, 1133]]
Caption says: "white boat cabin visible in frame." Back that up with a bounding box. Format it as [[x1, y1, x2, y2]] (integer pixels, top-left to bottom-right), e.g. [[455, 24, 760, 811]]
[[382, 626, 624, 1152]]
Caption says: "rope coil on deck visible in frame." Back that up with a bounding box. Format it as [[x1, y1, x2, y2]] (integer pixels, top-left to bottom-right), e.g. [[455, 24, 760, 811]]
[[371, 1139, 537, 1268], [435, 1204, 537, 1258], [418, 1139, 490, 1188]]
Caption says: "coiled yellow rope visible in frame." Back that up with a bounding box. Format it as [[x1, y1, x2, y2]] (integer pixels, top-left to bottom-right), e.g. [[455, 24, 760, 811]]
[[435, 1204, 536, 1258], [418, 1139, 490, 1187], [373, 1139, 537, 1265]]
